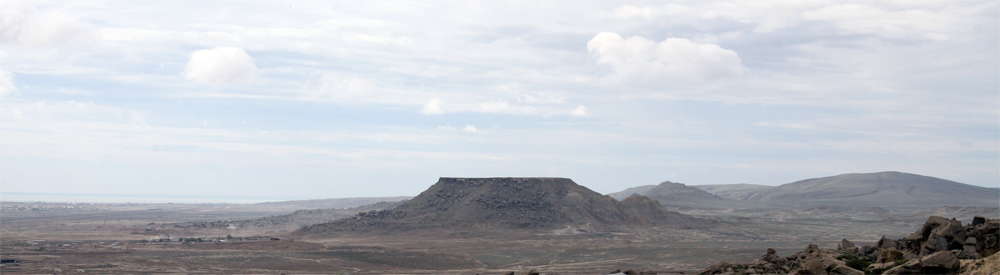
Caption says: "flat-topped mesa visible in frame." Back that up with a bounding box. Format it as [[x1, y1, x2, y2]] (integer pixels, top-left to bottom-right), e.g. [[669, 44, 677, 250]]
[[436, 177, 575, 184], [296, 177, 713, 236]]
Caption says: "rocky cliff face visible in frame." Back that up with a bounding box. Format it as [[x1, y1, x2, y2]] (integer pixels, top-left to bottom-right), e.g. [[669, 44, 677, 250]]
[[297, 177, 711, 235]]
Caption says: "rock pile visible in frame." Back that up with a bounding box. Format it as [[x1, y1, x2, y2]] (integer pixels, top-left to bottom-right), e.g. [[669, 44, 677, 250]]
[[700, 216, 999, 275], [700, 244, 863, 275]]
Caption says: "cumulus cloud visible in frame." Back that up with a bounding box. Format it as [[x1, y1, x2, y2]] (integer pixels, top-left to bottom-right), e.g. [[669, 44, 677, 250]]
[[570, 105, 588, 117], [183, 47, 259, 84], [587, 32, 744, 85], [420, 98, 444, 115], [0, 1, 95, 46], [0, 70, 14, 97]]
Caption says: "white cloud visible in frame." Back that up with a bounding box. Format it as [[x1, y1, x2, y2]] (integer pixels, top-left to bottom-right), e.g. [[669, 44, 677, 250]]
[[0, 1, 95, 46], [462, 125, 478, 133], [420, 98, 445, 115], [611, 2, 961, 40], [587, 32, 744, 85], [570, 105, 588, 117], [0, 70, 14, 97], [183, 47, 259, 84]]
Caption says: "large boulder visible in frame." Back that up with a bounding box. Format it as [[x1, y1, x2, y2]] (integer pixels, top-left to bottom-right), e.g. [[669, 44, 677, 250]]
[[902, 216, 966, 256], [837, 239, 859, 254], [966, 216, 999, 257], [883, 250, 960, 274], [877, 235, 899, 250]]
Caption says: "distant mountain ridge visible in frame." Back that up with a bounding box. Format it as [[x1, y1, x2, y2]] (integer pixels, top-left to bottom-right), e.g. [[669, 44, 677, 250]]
[[745, 171, 998, 207], [297, 177, 712, 236], [611, 171, 998, 209], [692, 184, 774, 200], [609, 181, 770, 209]]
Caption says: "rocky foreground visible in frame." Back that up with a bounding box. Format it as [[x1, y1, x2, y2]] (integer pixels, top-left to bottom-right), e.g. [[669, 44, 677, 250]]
[[698, 216, 999, 275]]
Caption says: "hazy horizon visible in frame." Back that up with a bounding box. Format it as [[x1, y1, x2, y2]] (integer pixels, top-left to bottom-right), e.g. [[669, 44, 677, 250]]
[[3, 170, 997, 204], [2, 1, 997, 200]]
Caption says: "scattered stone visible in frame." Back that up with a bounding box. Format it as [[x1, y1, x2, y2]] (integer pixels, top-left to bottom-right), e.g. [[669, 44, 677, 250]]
[[883, 250, 960, 274], [790, 244, 863, 275], [701, 216, 997, 275], [876, 248, 905, 264], [960, 251, 1000, 275]]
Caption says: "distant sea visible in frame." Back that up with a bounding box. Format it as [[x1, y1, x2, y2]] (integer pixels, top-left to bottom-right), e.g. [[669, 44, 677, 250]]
[[0, 192, 301, 204]]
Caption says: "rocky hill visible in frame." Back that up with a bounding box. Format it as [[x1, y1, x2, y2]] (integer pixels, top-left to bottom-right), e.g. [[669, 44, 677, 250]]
[[613, 172, 997, 209], [693, 183, 774, 200], [746, 171, 999, 207], [607, 185, 657, 200], [609, 181, 768, 209], [297, 177, 711, 235]]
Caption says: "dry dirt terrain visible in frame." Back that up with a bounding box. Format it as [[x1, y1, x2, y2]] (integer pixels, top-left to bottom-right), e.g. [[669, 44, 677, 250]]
[[2, 175, 997, 274], [2, 200, 995, 274]]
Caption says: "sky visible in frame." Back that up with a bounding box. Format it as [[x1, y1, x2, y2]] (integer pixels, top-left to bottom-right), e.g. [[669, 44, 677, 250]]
[[1, 0, 997, 201]]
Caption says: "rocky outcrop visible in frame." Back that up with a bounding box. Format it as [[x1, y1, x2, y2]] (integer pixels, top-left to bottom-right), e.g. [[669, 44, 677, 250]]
[[700, 216, 999, 275], [902, 216, 966, 256], [297, 178, 713, 235], [967, 216, 1000, 258]]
